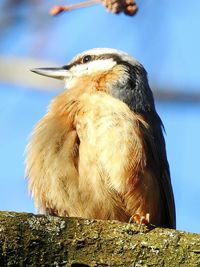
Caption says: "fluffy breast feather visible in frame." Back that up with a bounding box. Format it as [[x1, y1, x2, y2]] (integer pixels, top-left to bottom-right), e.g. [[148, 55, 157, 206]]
[[26, 90, 161, 223]]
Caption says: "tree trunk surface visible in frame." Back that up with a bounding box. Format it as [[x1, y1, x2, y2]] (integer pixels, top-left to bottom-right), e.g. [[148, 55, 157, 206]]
[[0, 211, 199, 266]]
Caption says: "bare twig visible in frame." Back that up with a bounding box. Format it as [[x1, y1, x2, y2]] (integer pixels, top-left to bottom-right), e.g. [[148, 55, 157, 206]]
[[50, 0, 101, 16], [50, 0, 138, 16]]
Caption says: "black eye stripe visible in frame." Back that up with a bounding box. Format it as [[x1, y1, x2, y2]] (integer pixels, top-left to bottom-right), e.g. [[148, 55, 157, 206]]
[[96, 54, 121, 62], [68, 53, 122, 69]]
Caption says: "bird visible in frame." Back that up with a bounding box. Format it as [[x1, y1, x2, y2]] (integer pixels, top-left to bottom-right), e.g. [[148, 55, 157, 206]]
[[26, 48, 176, 229]]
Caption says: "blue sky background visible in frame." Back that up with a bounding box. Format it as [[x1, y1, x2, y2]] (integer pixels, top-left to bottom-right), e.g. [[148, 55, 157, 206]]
[[0, 0, 200, 233]]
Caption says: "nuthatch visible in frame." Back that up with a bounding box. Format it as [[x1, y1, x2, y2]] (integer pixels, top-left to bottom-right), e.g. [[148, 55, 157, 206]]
[[26, 48, 176, 228]]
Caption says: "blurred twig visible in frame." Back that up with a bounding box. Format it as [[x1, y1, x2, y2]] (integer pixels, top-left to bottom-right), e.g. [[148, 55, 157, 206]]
[[0, 56, 62, 91], [1, 56, 200, 104]]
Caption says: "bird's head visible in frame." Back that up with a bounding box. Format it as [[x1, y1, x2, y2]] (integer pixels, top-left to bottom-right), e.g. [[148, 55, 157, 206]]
[[31, 48, 155, 113]]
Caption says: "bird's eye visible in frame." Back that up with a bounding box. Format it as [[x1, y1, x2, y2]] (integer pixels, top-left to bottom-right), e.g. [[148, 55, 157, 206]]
[[82, 55, 92, 64]]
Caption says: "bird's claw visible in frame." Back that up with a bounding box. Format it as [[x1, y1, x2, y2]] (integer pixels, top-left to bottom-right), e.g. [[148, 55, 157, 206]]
[[129, 213, 150, 226]]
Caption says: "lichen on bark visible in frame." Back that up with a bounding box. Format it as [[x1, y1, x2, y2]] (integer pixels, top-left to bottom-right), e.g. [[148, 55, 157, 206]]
[[0, 211, 199, 266]]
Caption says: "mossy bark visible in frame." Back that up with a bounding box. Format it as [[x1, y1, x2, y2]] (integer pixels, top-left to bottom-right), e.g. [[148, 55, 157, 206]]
[[0, 211, 199, 266]]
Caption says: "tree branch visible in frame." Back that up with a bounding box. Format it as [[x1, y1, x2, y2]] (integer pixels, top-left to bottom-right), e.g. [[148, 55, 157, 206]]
[[0, 211, 199, 266]]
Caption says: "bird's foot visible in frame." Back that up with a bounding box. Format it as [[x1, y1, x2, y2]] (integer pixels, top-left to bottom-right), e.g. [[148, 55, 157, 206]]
[[129, 213, 150, 226]]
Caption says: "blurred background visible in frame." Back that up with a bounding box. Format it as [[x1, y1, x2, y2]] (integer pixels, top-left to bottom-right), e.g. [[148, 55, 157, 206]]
[[0, 0, 199, 233]]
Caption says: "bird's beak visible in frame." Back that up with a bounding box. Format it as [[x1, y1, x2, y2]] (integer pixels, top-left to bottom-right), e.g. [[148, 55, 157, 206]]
[[30, 66, 70, 80]]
